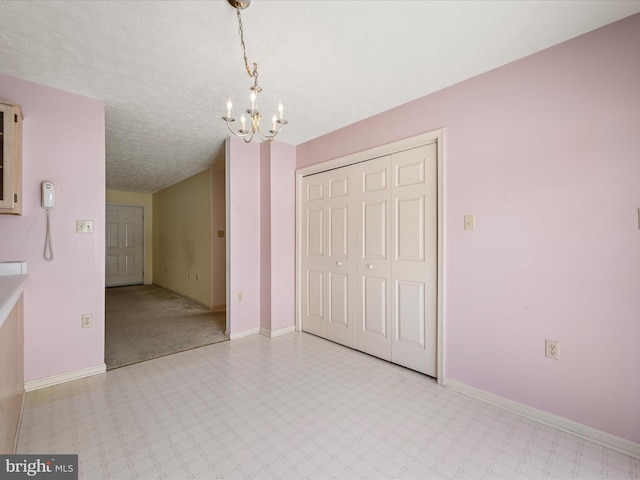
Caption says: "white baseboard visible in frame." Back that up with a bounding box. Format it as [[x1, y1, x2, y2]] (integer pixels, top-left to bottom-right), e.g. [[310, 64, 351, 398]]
[[24, 364, 106, 392], [228, 326, 296, 339], [260, 325, 296, 338], [444, 379, 640, 460], [228, 327, 260, 340]]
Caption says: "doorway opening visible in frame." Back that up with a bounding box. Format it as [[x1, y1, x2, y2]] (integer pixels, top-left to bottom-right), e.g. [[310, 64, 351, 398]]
[[104, 284, 226, 369], [105, 168, 228, 369]]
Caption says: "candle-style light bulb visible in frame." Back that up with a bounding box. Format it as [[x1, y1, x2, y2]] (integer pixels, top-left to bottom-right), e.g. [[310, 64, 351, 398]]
[[250, 91, 256, 111], [272, 114, 277, 131], [226, 99, 232, 118], [278, 102, 284, 120], [240, 114, 246, 131]]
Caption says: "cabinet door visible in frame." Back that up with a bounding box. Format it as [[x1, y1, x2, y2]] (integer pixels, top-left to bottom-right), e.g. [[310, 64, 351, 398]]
[[0, 104, 15, 209], [0, 102, 21, 214], [355, 156, 392, 360]]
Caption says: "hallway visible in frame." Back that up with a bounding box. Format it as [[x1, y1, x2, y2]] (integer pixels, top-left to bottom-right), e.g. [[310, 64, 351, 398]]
[[105, 285, 226, 369]]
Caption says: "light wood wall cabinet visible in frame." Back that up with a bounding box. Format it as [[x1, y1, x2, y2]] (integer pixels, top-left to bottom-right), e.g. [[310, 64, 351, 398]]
[[0, 101, 23, 215]]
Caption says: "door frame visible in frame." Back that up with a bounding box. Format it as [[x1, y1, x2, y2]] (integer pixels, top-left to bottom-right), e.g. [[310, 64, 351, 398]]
[[295, 129, 445, 383]]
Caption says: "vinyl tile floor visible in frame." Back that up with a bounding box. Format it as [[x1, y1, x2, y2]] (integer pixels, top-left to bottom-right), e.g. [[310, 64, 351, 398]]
[[17, 333, 640, 479]]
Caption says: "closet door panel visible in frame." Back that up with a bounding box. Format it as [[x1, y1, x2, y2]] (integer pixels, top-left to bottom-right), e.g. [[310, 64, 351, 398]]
[[363, 201, 387, 259], [396, 280, 425, 346], [301, 176, 327, 337], [396, 196, 425, 261], [362, 276, 388, 336], [329, 272, 348, 326], [326, 167, 356, 347], [355, 156, 392, 360], [306, 208, 324, 256], [391, 144, 437, 376], [329, 205, 348, 257], [306, 269, 324, 320]]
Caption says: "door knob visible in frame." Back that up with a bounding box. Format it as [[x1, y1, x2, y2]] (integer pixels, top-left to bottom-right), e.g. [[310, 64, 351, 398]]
[[367, 264, 374, 269], [336, 261, 343, 266]]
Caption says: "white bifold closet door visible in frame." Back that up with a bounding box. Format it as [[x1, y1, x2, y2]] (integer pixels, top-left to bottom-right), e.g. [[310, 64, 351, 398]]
[[301, 175, 327, 338], [301, 143, 437, 376], [355, 155, 392, 360], [325, 167, 356, 346]]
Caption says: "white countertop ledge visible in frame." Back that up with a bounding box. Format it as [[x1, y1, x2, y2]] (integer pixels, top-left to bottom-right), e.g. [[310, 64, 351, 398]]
[[0, 274, 30, 329]]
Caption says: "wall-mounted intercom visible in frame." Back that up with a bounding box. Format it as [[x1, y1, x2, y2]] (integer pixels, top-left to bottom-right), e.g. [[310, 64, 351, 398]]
[[41, 180, 55, 261], [41, 181, 55, 209]]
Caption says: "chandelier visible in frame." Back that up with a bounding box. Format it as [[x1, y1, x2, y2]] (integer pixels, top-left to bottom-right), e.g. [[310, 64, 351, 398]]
[[222, 0, 288, 143]]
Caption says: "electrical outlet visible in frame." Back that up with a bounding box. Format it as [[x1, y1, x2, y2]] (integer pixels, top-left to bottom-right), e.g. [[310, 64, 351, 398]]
[[545, 340, 559, 359], [237, 292, 243, 302], [81, 313, 93, 328]]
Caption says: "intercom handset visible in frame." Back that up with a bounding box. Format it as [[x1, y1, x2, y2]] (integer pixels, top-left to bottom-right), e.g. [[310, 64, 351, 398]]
[[41, 180, 55, 261], [41, 181, 55, 209]]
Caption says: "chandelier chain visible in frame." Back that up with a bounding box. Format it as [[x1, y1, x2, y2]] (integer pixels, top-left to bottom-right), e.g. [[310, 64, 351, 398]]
[[236, 9, 261, 93]]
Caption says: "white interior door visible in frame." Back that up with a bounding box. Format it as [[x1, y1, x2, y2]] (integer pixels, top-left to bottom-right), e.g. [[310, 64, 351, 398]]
[[106, 205, 144, 287], [301, 175, 326, 337], [355, 156, 392, 360], [390, 144, 437, 376]]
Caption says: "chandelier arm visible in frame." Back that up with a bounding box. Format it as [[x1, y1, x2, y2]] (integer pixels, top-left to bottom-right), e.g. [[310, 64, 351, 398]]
[[256, 122, 281, 142], [226, 121, 253, 140]]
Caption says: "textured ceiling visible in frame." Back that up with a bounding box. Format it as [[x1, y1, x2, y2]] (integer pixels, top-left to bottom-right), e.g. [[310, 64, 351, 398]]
[[0, 1, 639, 193]]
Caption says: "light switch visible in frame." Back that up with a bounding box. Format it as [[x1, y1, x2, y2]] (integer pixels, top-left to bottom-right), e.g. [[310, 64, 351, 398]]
[[464, 215, 475, 231], [76, 220, 94, 233]]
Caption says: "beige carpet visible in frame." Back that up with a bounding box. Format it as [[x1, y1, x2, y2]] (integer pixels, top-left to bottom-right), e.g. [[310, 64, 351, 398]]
[[105, 284, 227, 369]]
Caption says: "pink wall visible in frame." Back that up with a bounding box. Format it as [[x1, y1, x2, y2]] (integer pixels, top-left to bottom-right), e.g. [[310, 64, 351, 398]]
[[229, 137, 296, 335], [297, 14, 640, 444], [0, 73, 105, 382], [226, 137, 261, 334], [263, 142, 296, 332]]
